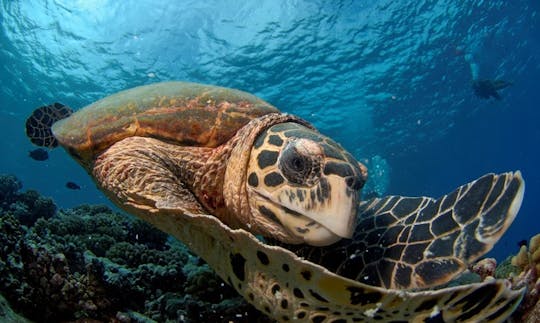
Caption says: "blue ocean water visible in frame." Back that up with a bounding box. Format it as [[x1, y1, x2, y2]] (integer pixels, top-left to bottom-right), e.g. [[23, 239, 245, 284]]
[[0, 0, 538, 262]]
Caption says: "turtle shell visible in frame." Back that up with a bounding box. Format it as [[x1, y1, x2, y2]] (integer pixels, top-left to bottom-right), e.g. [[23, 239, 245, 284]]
[[52, 81, 279, 163]]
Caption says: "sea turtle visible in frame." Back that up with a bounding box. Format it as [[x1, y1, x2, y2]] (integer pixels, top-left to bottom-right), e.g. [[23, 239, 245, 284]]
[[25, 81, 525, 322]]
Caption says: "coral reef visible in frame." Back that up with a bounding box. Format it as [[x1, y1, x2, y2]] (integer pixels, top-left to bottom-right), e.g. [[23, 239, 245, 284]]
[[456, 237, 540, 322], [513, 234, 540, 273], [0, 293, 31, 323], [0, 174, 56, 226], [471, 257, 497, 280], [0, 174, 22, 205], [0, 174, 269, 322], [508, 233, 540, 323], [494, 256, 521, 279]]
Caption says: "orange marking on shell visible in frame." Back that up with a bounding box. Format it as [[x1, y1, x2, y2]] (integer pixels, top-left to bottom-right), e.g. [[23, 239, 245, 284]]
[[51, 81, 281, 165], [85, 126, 93, 147], [126, 116, 140, 136], [158, 96, 167, 107]]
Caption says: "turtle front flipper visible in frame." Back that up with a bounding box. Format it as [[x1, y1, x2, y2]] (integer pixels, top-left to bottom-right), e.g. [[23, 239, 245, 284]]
[[131, 191, 525, 323], [287, 171, 524, 289], [93, 136, 207, 216]]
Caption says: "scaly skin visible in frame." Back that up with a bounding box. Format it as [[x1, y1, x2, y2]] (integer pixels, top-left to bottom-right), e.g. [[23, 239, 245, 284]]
[[93, 112, 313, 243], [92, 113, 526, 321]]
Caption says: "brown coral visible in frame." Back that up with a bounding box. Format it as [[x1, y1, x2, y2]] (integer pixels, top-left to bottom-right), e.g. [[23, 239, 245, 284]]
[[513, 245, 530, 269], [471, 257, 497, 280], [512, 233, 540, 273], [530, 234, 540, 272], [509, 233, 540, 322]]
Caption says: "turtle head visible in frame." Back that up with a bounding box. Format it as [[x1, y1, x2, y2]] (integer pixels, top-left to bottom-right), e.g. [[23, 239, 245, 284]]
[[245, 122, 367, 246]]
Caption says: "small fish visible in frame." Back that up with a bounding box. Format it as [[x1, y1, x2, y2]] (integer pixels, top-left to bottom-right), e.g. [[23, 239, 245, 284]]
[[517, 239, 528, 248], [28, 148, 49, 161], [66, 181, 81, 190]]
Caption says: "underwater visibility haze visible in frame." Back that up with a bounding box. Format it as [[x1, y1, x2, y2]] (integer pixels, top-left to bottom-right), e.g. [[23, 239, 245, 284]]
[[0, 0, 539, 322]]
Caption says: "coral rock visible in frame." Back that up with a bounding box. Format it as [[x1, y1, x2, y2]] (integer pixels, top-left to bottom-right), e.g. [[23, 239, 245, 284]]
[[510, 233, 540, 322], [471, 257, 497, 280]]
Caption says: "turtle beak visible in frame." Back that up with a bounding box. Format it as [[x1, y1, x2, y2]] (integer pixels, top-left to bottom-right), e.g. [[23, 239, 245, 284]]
[[274, 174, 359, 240]]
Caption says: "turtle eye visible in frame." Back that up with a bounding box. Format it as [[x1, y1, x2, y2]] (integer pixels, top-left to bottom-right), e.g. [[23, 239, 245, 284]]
[[290, 155, 305, 172], [279, 141, 321, 186]]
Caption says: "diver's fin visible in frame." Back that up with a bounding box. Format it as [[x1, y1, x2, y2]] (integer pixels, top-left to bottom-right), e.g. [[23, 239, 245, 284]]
[[25, 103, 73, 148], [284, 172, 524, 289], [493, 80, 513, 90]]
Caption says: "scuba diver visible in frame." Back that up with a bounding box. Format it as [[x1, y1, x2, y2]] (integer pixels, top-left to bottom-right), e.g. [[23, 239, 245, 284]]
[[472, 79, 513, 100]]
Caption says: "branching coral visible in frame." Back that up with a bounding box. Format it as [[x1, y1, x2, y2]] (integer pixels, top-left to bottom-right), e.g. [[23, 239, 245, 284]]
[[512, 234, 540, 273], [0, 174, 22, 206], [0, 294, 30, 323], [471, 257, 497, 280], [0, 174, 56, 226], [509, 233, 540, 323]]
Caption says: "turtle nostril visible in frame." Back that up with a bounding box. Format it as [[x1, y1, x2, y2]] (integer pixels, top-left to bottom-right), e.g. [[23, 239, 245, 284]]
[[346, 176, 364, 190]]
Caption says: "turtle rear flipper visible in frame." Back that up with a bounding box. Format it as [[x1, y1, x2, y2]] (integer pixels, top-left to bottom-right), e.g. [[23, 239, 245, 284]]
[[25, 103, 73, 148], [287, 171, 524, 289]]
